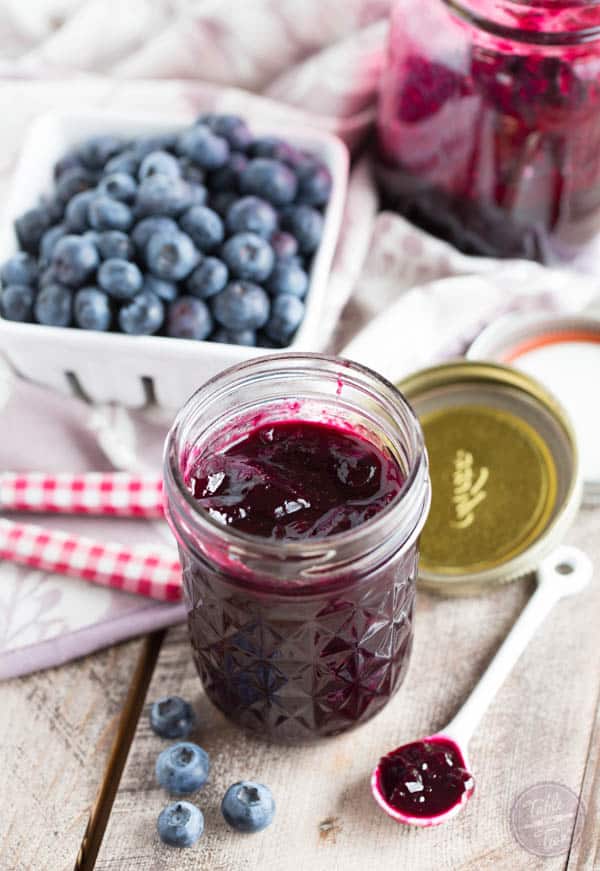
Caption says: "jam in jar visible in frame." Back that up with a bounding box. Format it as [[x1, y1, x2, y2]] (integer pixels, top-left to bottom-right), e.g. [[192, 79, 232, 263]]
[[377, 0, 600, 261]]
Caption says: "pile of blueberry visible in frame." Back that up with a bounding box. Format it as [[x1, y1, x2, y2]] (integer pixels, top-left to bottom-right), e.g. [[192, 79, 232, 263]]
[[150, 695, 275, 848], [0, 113, 332, 347]]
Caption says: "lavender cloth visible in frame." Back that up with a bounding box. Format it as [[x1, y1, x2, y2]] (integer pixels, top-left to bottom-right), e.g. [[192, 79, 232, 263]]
[[0, 367, 186, 680], [1, 0, 599, 679]]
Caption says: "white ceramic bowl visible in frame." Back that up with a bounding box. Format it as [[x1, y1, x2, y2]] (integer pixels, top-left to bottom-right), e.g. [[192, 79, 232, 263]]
[[0, 110, 349, 408]]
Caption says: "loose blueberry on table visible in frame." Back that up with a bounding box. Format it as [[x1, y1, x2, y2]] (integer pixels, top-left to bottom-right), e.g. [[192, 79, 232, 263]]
[[0, 114, 332, 346], [155, 741, 210, 795], [221, 781, 275, 833], [157, 800, 204, 847], [149, 695, 196, 739]]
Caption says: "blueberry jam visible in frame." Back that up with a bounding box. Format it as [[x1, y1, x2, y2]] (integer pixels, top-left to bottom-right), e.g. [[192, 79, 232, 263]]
[[377, 738, 474, 819], [165, 356, 431, 742], [377, 1, 600, 261], [187, 420, 404, 540]]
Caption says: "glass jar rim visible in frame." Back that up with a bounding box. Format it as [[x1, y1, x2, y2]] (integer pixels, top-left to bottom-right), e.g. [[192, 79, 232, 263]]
[[164, 352, 430, 568], [444, 0, 600, 45]]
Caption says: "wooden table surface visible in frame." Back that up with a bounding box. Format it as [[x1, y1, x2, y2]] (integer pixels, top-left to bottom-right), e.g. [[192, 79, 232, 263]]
[[2, 508, 599, 871]]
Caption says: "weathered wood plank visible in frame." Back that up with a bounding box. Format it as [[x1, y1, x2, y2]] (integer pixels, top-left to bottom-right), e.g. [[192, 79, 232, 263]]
[[95, 511, 600, 871], [566, 676, 600, 870], [0, 637, 145, 871]]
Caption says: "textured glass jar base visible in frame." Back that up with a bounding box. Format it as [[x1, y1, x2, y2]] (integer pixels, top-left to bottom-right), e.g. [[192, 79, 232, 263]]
[[181, 547, 418, 743]]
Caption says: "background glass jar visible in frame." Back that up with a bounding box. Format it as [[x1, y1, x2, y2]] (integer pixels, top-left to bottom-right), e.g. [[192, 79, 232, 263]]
[[163, 354, 430, 743], [377, 0, 600, 262]]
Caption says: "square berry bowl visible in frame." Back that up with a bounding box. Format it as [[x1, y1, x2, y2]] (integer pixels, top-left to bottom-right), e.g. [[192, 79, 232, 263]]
[[0, 110, 348, 408]]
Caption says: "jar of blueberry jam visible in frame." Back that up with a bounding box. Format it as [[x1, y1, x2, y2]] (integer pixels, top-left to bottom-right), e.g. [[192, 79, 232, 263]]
[[164, 354, 430, 742], [377, 1, 600, 261]]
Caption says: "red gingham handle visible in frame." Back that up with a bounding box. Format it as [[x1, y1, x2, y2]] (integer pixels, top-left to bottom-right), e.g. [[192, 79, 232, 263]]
[[0, 517, 182, 602], [0, 472, 164, 518]]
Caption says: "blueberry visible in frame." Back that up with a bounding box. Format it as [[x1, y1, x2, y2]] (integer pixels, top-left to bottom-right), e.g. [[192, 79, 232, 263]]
[[132, 133, 177, 160], [221, 232, 274, 282], [64, 190, 96, 233], [55, 166, 96, 204], [118, 290, 164, 335], [295, 157, 332, 206], [187, 184, 209, 208], [267, 260, 308, 298], [98, 172, 137, 204], [179, 206, 224, 253], [51, 235, 100, 287], [187, 256, 228, 299], [240, 158, 298, 206], [176, 125, 230, 169], [39, 266, 58, 288], [34, 283, 72, 327], [270, 230, 298, 260], [54, 151, 83, 180], [167, 297, 213, 340], [83, 230, 101, 248], [88, 196, 133, 232], [131, 216, 179, 251], [150, 696, 195, 739], [221, 781, 275, 833], [1, 252, 38, 287], [15, 207, 52, 254], [74, 286, 112, 331], [1, 285, 35, 322], [78, 134, 124, 170], [139, 150, 180, 180], [281, 205, 323, 254], [157, 801, 204, 848], [136, 174, 194, 218], [105, 149, 140, 177], [250, 136, 298, 164], [212, 327, 257, 346], [208, 152, 248, 192], [97, 230, 134, 260], [178, 157, 206, 185], [209, 191, 238, 218], [98, 258, 143, 300], [200, 114, 253, 151], [40, 195, 65, 225], [226, 196, 277, 238], [265, 293, 304, 343], [156, 742, 210, 795], [212, 280, 270, 331], [39, 224, 67, 264], [143, 274, 179, 302], [146, 231, 199, 281]]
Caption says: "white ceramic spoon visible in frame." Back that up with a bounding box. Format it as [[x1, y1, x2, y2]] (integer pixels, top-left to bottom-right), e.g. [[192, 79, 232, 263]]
[[371, 545, 593, 827]]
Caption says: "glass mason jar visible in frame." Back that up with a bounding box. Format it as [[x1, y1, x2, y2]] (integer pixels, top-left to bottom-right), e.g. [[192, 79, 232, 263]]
[[163, 354, 431, 743], [377, 0, 600, 262]]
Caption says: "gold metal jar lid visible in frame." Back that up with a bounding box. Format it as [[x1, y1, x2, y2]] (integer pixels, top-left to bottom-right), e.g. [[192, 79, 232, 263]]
[[397, 361, 582, 596]]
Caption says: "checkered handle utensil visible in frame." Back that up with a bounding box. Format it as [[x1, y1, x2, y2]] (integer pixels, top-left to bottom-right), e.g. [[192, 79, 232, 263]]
[[0, 472, 164, 518], [0, 517, 182, 601]]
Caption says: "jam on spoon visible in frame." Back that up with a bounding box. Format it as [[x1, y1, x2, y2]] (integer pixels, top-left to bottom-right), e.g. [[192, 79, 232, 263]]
[[376, 737, 474, 820]]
